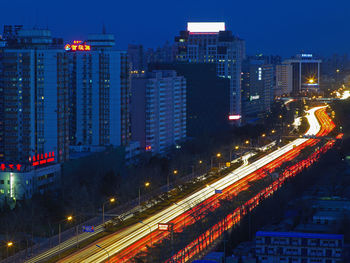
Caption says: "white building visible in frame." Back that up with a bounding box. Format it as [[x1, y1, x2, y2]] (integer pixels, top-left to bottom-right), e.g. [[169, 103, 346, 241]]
[[0, 29, 69, 164], [174, 22, 245, 122], [131, 70, 186, 154], [276, 64, 293, 96], [67, 34, 130, 148]]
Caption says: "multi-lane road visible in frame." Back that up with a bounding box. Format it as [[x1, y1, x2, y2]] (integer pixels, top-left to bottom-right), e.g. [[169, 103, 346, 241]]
[[53, 106, 327, 263]]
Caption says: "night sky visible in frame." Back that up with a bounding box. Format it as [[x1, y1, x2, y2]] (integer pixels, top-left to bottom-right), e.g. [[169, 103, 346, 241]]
[[1, 0, 349, 57]]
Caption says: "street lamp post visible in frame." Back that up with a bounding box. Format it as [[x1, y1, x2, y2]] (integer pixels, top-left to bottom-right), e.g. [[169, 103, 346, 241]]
[[58, 215, 73, 258], [167, 170, 178, 191], [6, 241, 13, 258], [139, 182, 150, 206], [211, 153, 221, 169], [96, 244, 110, 263], [102, 197, 116, 225]]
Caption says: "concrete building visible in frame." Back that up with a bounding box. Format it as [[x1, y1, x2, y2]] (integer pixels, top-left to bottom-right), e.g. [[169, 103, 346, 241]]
[[131, 70, 186, 154], [255, 231, 343, 263], [283, 54, 322, 95], [67, 33, 130, 148], [276, 63, 293, 96], [174, 22, 245, 123], [0, 162, 61, 206], [0, 27, 65, 206], [242, 56, 274, 122], [0, 27, 69, 164]]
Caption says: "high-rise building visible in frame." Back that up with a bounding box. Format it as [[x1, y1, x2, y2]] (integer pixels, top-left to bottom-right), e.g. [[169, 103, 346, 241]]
[[283, 54, 322, 95], [0, 27, 67, 205], [275, 64, 293, 96], [131, 70, 186, 154], [128, 44, 146, 72], [174, 22, 245, 122], [67, 34, 130, 148], [242, 56, 274, 122], [0, 28, 69, 164]]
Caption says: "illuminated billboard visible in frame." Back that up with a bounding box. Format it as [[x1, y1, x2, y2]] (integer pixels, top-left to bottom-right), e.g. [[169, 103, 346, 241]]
[[64, 40, 91, 51], [187, 22, 225, 33], [228, 115, 241, 120]]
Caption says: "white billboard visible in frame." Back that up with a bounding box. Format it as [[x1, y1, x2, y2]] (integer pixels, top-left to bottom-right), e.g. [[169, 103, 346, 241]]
[[187, 22, 225, 33]]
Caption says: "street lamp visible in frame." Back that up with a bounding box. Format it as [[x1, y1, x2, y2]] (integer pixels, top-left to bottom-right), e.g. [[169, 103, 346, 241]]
[[167, 170, 178, 191], [103, 197, 116, 225], [96, 244, 110, 263], [139, 182, 150, 205], [245, 140, 250, 145], [6, 241, 13, 257], [58, 215, 73, 258], [261, 134, 266, 138], [139, 221, 153, 247], [211, 153, 221, 169]]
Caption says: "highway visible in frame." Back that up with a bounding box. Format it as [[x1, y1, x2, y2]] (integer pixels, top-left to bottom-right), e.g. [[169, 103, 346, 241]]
[[57, 106, 326, 263]]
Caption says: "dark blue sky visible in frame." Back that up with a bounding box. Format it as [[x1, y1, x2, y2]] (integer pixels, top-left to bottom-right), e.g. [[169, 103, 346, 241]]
[[1, 0, 349, 57]]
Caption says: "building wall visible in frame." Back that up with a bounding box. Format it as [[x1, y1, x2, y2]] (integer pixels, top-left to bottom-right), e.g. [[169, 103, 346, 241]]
[[131, 70, 186, 154], [174, 27, 245, 120], [256, 231, 343, 263], [0, 48, 69, 164], [276, 64, 293, 96], [72, 50, 126, 147]]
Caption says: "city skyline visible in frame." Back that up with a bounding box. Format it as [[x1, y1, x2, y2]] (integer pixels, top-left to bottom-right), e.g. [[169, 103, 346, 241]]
[[1, 0, 350, 57]]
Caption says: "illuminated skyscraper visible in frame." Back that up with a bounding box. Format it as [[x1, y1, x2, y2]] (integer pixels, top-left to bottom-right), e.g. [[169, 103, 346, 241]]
[[0, 28, 69, 164], [68, 33, 130, 148], [174, 22, 245, 122], [131, 70, 186, 154]]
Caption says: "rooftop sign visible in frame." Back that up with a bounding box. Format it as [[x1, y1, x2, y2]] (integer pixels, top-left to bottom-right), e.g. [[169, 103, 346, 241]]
[[187, 22, 225, 33], [65, 40, 91, 51]]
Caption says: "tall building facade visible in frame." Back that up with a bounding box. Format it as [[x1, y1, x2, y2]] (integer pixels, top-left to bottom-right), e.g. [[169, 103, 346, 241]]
[[174, 22, 245, 122], [276, 63, 293, 96], [242, 56, 274, 121], [67, 34, 130, 148], [0, 28, 69, 164], [131, 70, 186, 154], [283, 54, 322, 95]]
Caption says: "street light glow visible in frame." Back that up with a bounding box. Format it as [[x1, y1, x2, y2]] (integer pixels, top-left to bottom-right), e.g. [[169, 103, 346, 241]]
[[7, 242, 13, 247], [245, 140, 249, 144], [110, 198, 115, 203], [145, 182, 150, 187], [173, 170, 178, 174], [216, 153, 221, 158], [67, 216, 73, 221]]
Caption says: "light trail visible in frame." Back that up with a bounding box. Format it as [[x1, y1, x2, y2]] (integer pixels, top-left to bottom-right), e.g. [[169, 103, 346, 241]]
[[55, 107, 329, 263]]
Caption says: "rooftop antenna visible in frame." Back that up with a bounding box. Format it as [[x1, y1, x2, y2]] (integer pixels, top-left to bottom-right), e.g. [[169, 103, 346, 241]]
[[102, 23, 106, 34]]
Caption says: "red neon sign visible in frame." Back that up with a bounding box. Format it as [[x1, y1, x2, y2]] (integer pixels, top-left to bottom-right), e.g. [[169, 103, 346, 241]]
[[0, 163, 22, 171], [65, 41, 91, 52], [30, 151, 55, 167]]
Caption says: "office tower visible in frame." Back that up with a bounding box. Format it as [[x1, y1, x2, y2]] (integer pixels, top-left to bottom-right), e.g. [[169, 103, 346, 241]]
[[131, 70, 186, 154], [0, 28, 69, 164], [128, 44, 146, 72], [276, 64, 293, 96], [283, 54, 322, 94], [0, 27, 67, 205], [174, 22, 245, 122], [67, 34, 130, 148], [242, 56, 274, 122]]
